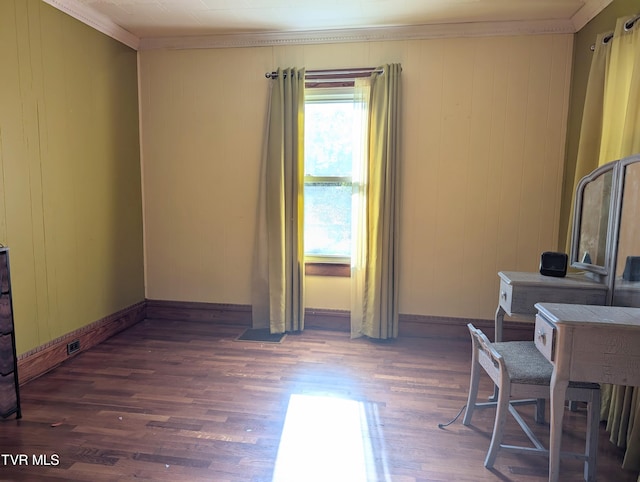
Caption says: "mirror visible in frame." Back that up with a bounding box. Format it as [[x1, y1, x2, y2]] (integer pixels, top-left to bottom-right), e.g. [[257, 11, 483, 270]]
[[571, 163, 615, 274], [612, 159, 640, 307]]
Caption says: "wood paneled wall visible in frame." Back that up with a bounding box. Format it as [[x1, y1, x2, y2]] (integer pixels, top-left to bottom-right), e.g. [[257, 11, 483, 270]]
[[140, 34, 573, 322], [0, 0, 145, 354]]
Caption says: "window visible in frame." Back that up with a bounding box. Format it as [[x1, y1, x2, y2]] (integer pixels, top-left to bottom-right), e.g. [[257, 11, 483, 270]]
[[304, 87, 365, 276]]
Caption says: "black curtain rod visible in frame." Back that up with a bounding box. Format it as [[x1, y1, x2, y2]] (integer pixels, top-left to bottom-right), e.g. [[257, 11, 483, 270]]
[[590, 13, 640, 51], [265, 67, 382, 79]]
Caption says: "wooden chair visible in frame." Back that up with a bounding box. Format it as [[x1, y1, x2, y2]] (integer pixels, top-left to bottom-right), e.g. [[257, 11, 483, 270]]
[[463, 323, 600, 482]]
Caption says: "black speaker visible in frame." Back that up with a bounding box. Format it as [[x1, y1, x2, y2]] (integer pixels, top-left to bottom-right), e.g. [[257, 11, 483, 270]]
[[623, 256, 640, 282], [539, 252, 568, 278]]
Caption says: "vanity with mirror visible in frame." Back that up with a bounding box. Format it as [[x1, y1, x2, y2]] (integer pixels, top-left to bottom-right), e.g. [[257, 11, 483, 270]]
[[490, 153, 640, 482], [494, 153, 640, 341], [571, 153, 640, 307]]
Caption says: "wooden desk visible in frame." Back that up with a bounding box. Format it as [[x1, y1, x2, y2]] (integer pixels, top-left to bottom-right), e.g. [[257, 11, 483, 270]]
[[534, 303, 640, 482], [495, 271, 607, 342]]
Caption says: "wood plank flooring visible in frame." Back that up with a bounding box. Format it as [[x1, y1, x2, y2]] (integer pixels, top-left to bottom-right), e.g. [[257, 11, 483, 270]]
[[0, 318, 637, 481]]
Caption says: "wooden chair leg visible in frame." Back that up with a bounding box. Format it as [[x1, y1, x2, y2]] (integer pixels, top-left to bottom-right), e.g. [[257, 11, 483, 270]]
[[484, 383, 509, 468], [463, 347, 481, 426]]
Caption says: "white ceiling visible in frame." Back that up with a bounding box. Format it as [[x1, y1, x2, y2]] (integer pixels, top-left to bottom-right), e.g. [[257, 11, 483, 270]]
[[43, 0, 613, 50]]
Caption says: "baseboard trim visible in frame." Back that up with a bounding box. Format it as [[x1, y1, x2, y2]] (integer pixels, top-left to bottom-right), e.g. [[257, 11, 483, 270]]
[[399, 313, 534, 341], [145, 300, 533, 341], [305, 308, 351, 332], [146, 299, 352, 331], [146, 299, 253, 325], [17, 301, 146, 385]]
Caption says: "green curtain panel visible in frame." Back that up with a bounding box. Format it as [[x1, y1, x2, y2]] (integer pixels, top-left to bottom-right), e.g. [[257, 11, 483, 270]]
[[350, 64, 402, 340], [599, 17, 640, 163], [564, 31, 610, 254], [571, 16, 640, 475], [252, 67, 306, 334]]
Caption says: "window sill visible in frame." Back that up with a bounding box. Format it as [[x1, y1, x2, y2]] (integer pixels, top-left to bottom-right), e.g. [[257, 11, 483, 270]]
[[305, 262, 350, 277]]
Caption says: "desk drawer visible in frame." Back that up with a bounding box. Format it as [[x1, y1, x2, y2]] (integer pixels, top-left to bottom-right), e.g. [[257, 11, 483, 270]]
[[499, 278, 543, 315], [498, 279, 515, 314], [535, 315, 556, 362], [497, 272, 608, 317]]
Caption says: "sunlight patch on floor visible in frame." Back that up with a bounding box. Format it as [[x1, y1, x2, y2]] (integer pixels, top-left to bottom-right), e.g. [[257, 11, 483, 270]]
[[272, 394, 387, 482]]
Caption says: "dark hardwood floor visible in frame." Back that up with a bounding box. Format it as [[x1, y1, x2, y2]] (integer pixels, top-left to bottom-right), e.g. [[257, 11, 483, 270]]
[[0, 318, 637, 481]]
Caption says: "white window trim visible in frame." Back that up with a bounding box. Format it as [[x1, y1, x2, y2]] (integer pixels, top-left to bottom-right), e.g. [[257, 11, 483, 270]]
[[304, 87, 357, 264]]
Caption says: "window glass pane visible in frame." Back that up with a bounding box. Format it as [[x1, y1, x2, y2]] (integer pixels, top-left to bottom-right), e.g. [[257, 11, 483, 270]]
[[304, 103, 354, 177], [304, 183, 351, 257]]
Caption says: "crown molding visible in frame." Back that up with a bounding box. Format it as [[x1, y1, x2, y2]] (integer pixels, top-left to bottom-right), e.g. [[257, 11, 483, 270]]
[[42, 0, 140, 50], [44, 0, 610, 52], [139, 19, 576, 51], [571, 0, 614, 31]]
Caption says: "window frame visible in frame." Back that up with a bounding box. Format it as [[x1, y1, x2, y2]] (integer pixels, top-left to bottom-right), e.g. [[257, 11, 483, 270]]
[[303, 87, 357, 277]]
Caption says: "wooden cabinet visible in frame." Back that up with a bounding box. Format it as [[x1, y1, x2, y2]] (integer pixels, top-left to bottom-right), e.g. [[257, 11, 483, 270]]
[[0, 247, 21, 419]]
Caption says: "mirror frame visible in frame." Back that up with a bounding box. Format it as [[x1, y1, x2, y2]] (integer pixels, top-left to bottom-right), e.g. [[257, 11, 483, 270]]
[[570, 160, 619, 278], [610, 154, 640, 301]]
